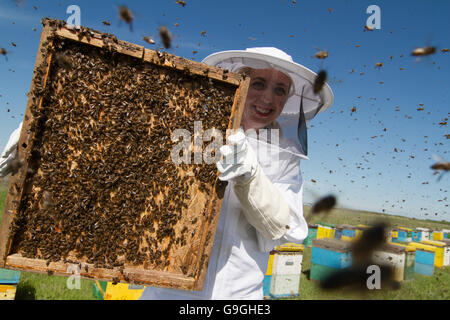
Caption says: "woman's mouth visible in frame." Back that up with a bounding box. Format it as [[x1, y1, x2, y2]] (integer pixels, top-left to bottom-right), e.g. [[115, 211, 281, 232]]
[[253, 105, 273, 117]]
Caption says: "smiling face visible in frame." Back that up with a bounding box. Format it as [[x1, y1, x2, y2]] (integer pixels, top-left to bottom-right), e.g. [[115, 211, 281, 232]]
[[240, 68, 292, 131]]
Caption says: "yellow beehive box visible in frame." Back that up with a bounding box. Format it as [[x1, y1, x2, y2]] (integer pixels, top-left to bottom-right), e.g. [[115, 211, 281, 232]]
[[0, 284, 17, 300], [422, 240, 450, 267], [103, 282, 146, 300], [275, 243, 305, 252], [433, 231, 444, 241]]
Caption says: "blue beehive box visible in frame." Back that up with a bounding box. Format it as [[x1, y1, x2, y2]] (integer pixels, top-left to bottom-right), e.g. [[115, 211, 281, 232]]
[[414, 249, 435, 276], [310, 238, 352, 282], [0, 269, 21, 284], [397, 230, 407, 242], [412, 231, 422, 242]]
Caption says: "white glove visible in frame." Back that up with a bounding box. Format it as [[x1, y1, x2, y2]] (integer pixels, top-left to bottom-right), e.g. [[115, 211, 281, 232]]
[[216, 129, 258, 182], [0, 122, 23, 178]]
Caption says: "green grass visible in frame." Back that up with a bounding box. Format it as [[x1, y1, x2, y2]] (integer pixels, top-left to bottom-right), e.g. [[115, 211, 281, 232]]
[[1, 180, 449, 299]]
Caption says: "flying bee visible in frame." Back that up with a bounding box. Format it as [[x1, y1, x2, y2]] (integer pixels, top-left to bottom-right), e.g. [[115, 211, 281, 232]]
[[311, 194, 337, 214], [431, 154, 450, 181], [159, 26, 172, 49], [411, 46, 436, 56], [313, 70, 327, 94], [442, 48, 449, 53], [42, 191, 53, 210], [118, 5, 134, 31], [314, 50, 328, 60], [1, 48, 9, 61], [176, 0, 187, 7], [54, 52, 72, 70], [102, 21, 111, 26], [375, 62, 383, 68], [143, 36, 155, 45], [364, 25, 374, 31]]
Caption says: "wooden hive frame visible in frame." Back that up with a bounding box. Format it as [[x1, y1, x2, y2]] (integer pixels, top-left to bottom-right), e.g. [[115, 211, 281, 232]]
[[0, 19, 250, 291]]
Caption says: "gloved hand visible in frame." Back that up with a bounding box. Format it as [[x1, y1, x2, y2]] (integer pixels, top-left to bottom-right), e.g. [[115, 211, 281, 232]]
[[216, 129, 258, 182], [0, 122, 23, 177]]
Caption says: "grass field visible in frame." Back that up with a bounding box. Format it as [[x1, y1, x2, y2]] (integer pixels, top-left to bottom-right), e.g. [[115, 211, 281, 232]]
[[0, 177, 449, 300]]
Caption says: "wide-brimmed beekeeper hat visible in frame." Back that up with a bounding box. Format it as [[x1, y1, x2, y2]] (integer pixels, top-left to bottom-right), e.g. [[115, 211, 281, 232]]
[[202, 47, 334, 157]]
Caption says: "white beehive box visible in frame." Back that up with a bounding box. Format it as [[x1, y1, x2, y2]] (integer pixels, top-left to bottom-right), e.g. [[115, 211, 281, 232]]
[[269, 243, 304, 299]]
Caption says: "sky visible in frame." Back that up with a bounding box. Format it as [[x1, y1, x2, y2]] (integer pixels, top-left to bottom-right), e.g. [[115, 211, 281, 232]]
[[0, 0, 448, 222]]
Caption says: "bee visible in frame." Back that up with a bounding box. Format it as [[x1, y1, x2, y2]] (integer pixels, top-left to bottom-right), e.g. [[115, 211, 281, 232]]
[[200, 30, 206, 37], [411, 46, 436, 56], [54, 52, 72, 70], [431, 155, 450, 181], [314, 50, 328, 59], [143, 36, 155, 45], [442, 48, 449, 53], [375, 62, 383, 68], [1, 48, 9, 61], [176, 0, 187, 7], [364, 25, 374, 31], [102, 21, 111, 26], [118, 6, 134, 32], [313, 70, 327, 94], [311, 195, 337, 214], [42, 191, 53, 210], [159, 26, 172, 49]]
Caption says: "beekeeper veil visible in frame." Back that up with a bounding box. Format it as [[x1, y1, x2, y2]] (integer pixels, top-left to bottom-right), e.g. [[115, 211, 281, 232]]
[[202, 47, 333, 162]]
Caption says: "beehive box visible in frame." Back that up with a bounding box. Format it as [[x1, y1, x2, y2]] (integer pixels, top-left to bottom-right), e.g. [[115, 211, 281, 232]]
[[302, 224, 317, 247], [422, 240, 450, 267], [415, 228, 431, 241], [389, 242, 416, 281], [310, 238, 352, 282], [336, 224, 357, 242], [372, 243, 406, 282], [0, 19, 250, 291], [269, 243, 304, 298], [316, 223, 335, 240], [408, 243, 436, 276], [0, 268, 20, 300], [412, 230, 422, 242]]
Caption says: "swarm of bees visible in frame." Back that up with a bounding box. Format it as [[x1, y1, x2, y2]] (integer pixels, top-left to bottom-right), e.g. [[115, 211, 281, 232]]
[[9, 21, 236, 274]]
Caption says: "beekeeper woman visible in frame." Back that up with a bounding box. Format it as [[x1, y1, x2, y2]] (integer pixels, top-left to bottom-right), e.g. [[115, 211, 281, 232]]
[[140, 47, 333, 300], [0, 47, 333, 300]]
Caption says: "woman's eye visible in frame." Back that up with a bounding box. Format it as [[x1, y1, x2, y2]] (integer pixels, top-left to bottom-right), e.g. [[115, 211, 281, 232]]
[[274, 87, 287, 96], [251, 81, 265, 89]]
